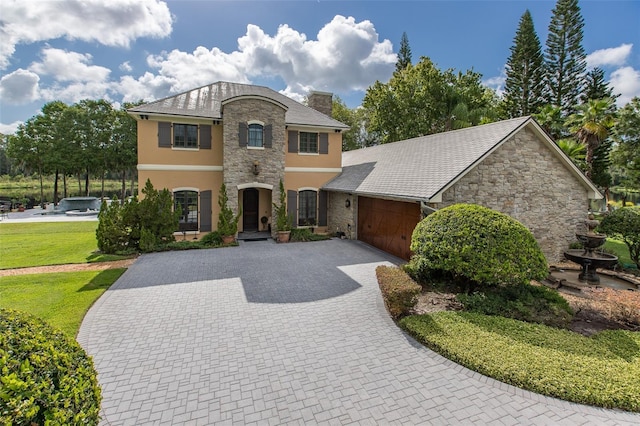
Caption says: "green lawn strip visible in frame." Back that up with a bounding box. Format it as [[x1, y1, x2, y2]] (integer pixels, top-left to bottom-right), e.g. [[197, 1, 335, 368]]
[[0, 268, 125, 337], [399, 312, 640, 412], [0, 222, 129, 269], [603, 238, 634, 268]]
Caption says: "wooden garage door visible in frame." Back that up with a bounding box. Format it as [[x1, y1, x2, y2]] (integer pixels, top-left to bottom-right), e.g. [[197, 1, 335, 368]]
[[357, 197, 421, 260]]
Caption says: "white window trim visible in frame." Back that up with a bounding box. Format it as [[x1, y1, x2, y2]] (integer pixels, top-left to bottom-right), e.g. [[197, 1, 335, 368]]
[[247, 119, 265, 126], [172, 187, 200, 193]]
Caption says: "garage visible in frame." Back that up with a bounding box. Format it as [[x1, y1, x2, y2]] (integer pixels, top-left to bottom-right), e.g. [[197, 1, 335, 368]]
[[357, 196, 422, 260]]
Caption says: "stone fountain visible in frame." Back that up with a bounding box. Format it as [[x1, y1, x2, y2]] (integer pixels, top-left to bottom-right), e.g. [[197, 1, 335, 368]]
[[563, 214, 618, 284]]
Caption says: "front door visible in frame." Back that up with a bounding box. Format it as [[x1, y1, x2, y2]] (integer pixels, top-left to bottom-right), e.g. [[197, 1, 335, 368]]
[[243, 188, 259, 232]]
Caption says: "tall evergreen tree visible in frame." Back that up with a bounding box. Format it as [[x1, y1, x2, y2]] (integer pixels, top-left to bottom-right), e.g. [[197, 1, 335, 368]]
[[544, 0, 586, 117], [395, 32, 412, 72], [502, 10, 546, 118], [581, 67, 617, 102]]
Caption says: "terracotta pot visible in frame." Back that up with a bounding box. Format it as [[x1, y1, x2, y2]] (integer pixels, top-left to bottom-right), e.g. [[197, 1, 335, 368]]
[[277, 231, 291, 243], [222, 235, 235, 244]]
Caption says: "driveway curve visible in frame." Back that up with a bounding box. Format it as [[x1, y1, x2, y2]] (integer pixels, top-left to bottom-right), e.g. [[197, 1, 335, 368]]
[[78, 239, 639, 425]]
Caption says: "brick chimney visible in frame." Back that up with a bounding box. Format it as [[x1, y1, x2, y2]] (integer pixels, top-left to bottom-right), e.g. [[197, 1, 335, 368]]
[[307, 91, 333, 117]]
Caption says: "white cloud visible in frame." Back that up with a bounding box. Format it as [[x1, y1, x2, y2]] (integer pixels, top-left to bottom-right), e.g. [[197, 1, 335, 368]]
[[119, 61, 133, 72], [586, 44, 632, 69], [609, 66, 640, 107], [0, 68, 40, 104], [0, 0, 173, 69], [29, 48, 111, 82], [483, 68, 506, 98], [120, 15, 395, 102], [0, 121, 22, 135]]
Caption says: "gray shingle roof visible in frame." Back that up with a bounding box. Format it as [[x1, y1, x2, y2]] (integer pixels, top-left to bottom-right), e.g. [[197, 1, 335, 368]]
[[323, 117, 533, 201], [128, 81, 349, 129]]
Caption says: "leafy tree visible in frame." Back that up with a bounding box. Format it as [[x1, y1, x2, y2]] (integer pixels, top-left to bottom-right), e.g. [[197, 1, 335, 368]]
[[598, 206, 640, 269], [566, 98, 616, 179], [363, 57, 495, 143], [611, 97, 640, 192], [112, 102, 142, 200], [544, 0, 586, 117], [332, 96, 360, 151], [533, 104, 567, 140], [502, 10, 546, 118], [582, 67, 617, 103], [395, 32, 412, 72], [557, 138, 586, 170]]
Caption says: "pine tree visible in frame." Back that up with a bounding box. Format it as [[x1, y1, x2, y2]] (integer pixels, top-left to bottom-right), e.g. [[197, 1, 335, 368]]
[[581, 67, 617, 102], [395, 32, 412, 72], [544, 0, 586, 117], [503, 10, 546, 118]]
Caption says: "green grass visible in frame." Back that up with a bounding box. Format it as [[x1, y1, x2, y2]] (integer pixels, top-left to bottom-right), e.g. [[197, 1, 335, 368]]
[[603, 238, 635, 268], [0, 269, 125, 337], [0, 221, 129, 269], [400, 312, 640, 412]]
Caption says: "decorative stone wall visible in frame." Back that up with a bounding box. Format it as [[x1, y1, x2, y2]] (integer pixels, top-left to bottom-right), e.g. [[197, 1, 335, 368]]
[[434, 127, 590, 262], [307, 91, 333, 117], [222, 98, 286, 216], [327, 192, 357, 239]]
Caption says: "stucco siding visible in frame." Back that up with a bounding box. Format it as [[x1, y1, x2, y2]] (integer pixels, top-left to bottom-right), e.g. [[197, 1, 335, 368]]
[[436, 127, 589, 261]]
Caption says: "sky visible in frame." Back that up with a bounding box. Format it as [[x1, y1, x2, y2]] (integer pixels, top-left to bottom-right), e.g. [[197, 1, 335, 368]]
[[1, 0, 639, 135]]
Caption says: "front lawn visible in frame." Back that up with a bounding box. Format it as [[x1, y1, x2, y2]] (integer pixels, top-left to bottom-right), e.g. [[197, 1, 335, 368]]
[[603, 238, 635, 269], [400, 312, 640, 412], [0, 269, 125, 337], [0, 221, 128, 269]]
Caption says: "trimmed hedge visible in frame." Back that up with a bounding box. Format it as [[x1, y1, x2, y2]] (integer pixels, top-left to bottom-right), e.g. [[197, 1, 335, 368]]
[[409, 204, 548, 287], [376, 265, 422, 319], [399, 312, 640, 412], [0, 309, 101, 424]]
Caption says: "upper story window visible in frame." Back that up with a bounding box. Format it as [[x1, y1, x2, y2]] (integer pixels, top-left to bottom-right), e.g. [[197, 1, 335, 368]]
[[299, 132, 318, 153], [174, 124, 198, 148], [248, 123, 264, 147]]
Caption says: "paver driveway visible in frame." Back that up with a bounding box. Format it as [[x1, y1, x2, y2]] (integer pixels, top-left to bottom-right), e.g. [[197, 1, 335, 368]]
[[78, 239, 639, 425]]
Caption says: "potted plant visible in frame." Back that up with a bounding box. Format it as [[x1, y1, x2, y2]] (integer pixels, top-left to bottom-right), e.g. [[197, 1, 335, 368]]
[[217, 183, 241, 244], [273, 179, 292, 243]]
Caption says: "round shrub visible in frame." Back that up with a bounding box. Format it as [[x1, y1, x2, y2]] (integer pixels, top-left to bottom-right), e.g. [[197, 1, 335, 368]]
[[201, 230, 223, 246], [409, 204, 548, 287], [0, 309, 101, 425], [598, 207, 640, 269]]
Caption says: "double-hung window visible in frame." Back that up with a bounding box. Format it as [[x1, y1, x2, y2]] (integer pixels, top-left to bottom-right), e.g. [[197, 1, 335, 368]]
[[248, 123, 264, 147], [299, 132, 318, 153], [298, 190, 317, 226], [175, 190, 198, 231], [174, 124, 198, 148]]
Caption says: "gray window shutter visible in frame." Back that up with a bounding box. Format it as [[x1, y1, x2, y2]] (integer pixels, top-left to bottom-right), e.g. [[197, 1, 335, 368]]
[[288, 130, 298, 153], [319, 133, 329, 154], [239, 122, 248, 147], [158, 122, 171, 147], [318, 190, 327, 226], [287, 190, 297, 229], [200, 190, 212, 232], [199, 125, 211, 149], [264, 124, 273, 148]]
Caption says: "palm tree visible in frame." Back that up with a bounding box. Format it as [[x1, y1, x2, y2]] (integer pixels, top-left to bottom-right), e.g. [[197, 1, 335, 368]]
[[557, 138, 586, 170], [534, 104, 565, 140], [566, 98, 616, 179]]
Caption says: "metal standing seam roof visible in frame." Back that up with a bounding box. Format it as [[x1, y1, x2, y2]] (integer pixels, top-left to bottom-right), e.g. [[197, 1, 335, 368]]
[[128, 81, 349, 130], [323, 116, 540, 201]]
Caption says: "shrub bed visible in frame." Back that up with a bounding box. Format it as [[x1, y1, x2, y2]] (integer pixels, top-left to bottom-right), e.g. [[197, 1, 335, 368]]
[[0, 308, 102, 424], [376, 265, 421, 319], [399, 311, 640, 412], [457, 283, 574, 328]]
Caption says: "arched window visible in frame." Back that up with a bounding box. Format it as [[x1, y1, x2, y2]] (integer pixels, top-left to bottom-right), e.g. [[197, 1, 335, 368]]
[[174, 190, 198, 231], [248, 123, 263, 147], [298, 190, 317, 226]]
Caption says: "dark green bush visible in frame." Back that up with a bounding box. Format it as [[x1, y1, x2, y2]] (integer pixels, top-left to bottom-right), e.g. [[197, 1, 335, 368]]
[[376, 265, 422, 319], [599, 207, 640, 269], [409, 204, 548, 288], [290, 228, 331, 242], [201, 231, 223, 246], [0, 309, 102, 424], [457, 283, 573, 328], [96, 199, 129, 253]]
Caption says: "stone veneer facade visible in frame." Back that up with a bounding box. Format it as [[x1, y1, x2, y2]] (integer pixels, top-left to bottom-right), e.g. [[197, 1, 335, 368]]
[[327, 192, 358, 239], [433, 127, 589, 262], [222, 98, 286, 220], [307, 92, 333, 117]]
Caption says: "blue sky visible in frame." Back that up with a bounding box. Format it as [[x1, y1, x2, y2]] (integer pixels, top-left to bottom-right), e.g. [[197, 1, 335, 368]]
[[1, 0, 639, 134]]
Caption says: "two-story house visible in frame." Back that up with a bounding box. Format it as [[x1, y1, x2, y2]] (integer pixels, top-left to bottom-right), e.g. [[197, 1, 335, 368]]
[[129, 82, 349, 237]]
